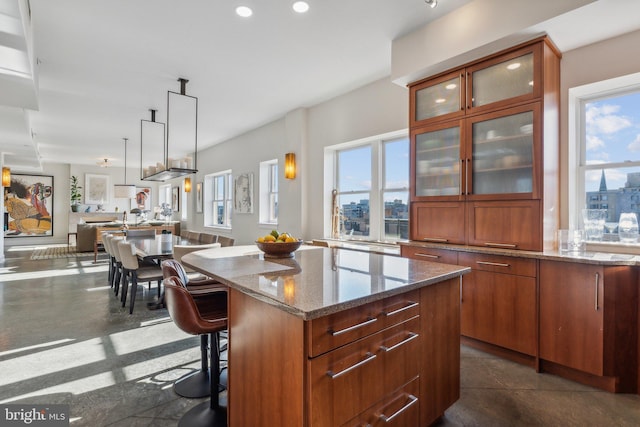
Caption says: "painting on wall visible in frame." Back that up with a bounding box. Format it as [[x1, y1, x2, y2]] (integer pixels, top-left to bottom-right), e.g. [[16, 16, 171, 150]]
[[234, 173, 253, 214], [4, 174, 54, 237], [85, 174, 110, 205], [171, 186, 180, 212], [196, 182, 203, 213], [131, 187, 152, 211]]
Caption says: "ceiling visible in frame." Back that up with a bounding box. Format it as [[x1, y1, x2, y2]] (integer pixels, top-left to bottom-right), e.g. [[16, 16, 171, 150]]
[[2, 0, 640, 172]]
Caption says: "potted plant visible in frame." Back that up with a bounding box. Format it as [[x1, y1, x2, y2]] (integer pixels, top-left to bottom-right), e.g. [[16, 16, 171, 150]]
[[70, 175, 82, 212]]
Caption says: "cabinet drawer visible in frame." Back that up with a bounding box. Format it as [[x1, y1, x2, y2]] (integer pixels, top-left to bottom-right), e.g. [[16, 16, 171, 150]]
[[309, 317, 421, 427], [458, 252, 536, 277], [343, 377, 420, 427], [467, 200, 541, 251], [401, 245, 458, 265], [308, 290, 420, 357]]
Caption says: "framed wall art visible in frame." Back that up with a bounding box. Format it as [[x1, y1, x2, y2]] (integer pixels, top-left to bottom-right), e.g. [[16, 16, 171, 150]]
[[131, 187, 152, 211], [171, 186, 180, 212], [4, 174, 54, 237], [234, 173, 253, 214], [85, 174, 110, 205], [196, 181, 203, 213]]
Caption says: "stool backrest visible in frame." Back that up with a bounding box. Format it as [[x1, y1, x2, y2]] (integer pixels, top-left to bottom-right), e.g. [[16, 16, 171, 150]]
[[163, 276, 227, 335], [117, 241, 140, 270], [161, 259, 190, 284]]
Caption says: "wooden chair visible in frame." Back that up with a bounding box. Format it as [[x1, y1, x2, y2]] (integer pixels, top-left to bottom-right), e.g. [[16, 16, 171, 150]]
[[216, 236, 235, 247], [199, 233, 218, 244], [164, 276, 228, 427], [117, 241, 164, 314]]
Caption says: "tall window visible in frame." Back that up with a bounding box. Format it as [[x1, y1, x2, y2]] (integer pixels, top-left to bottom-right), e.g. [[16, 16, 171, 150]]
[[259, 159, 278, 225], [332, 132, 409, 242], [204, 171, 233, 228], [570, 73, 640, 243]]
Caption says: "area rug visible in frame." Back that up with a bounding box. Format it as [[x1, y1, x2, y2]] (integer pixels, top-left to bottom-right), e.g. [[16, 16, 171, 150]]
[[30, 245, 100, 260]]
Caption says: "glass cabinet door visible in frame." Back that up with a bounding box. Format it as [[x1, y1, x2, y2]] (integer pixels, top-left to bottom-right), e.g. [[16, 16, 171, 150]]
[[413, 123, 461, 198], [468, 106, 538, 197], [468, 44, 539, 111], [411, 71, 464, 125]]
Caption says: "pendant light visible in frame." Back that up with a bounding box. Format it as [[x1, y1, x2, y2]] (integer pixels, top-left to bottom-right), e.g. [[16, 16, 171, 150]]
[[114, 138, 136, 198]]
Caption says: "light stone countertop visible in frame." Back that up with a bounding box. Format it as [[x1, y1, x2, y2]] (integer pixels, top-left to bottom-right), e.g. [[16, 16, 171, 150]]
[[399, 241, 640, 266], [182, 245, 469, 320]]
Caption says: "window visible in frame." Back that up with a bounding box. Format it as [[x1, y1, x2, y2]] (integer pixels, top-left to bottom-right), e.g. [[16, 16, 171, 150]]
[[569, 72, 640, 243], [331, 131, 409, 242], [259, 160, 278, 225], [204, 171, 233, 228]]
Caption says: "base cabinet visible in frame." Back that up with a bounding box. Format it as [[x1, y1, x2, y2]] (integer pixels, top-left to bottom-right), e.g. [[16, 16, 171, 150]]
[[459, 252, 537, 356], [539, 260, 638, 392]]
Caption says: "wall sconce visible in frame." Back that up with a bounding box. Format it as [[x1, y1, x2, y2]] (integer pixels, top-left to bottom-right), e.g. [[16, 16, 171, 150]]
[[2, 167, 10, 187], [284, 152, 296, 179], [184, 177, 192, 193]]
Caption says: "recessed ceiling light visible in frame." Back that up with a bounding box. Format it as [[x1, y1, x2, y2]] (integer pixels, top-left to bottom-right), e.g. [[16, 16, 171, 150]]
[[425, 0, 438, 9], [445, 83, 457, 90], [507, 62, 521, 70], [236, 6, 253, 17], [435, 98, 446, 104], [292, 1, 310, 13]]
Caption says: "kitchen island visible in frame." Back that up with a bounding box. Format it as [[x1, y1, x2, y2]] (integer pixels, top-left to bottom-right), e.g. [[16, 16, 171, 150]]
[[182, 245, 470, 427]]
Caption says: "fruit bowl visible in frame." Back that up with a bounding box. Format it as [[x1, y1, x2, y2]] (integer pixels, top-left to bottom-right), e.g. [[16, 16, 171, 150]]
[[255, 240, 303, 258]]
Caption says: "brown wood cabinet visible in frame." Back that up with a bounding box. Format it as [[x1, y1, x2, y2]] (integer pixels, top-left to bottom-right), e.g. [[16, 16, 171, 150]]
[[408, 36, 560, 251], [539, 260, 638, 392], [466, 200, 541, 250], [458, 252, 537, 357]]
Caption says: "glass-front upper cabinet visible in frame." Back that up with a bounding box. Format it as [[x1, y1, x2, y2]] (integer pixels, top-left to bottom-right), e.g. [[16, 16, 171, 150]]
[[466, 103, 540, 200], [411, 121, 463, 200], [466, 43, 541, 114], [410, 71, 465, 127]]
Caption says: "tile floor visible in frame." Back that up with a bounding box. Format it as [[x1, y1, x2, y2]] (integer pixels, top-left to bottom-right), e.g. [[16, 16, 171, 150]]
[[1, 246, 640, 426]]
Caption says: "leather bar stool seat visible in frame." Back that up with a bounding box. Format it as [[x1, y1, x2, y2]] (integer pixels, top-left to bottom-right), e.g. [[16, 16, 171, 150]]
[[162, 259, 227, 398], [164, 276, 228, 427]]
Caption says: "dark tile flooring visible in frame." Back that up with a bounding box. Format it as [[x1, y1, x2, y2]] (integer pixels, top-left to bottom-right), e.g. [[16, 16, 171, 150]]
[[1, 245, 640, 426]]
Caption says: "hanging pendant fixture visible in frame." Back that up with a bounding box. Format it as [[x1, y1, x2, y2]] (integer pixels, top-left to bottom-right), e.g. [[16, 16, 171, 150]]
[[141, 78, 198, 181], [114, 137, 136, 198]]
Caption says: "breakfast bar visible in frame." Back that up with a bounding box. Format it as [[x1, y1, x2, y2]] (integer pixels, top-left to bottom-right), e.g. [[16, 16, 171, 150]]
[[182, 245, 470, 427]]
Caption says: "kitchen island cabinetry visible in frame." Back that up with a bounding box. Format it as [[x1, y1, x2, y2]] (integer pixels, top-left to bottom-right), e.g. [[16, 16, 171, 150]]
[[183, 246, 469, 426], [539, 260, 638, 392]]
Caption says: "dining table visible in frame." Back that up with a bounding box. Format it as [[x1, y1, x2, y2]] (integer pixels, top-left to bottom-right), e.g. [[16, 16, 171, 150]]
[[126, 234, 220, 260]]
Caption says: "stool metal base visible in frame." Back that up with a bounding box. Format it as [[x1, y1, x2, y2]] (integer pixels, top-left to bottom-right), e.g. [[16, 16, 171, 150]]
[[174, 370, 211, 398], [178, 401, 227, 427]]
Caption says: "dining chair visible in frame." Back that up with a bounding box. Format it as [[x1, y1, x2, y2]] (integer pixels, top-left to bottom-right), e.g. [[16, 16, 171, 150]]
[[161, 259, 227, 398], [164, 276, 227, 427], [173, 243, 220, 278], [199, 233, 218, 244], [117, 241, 164, 314], [186, 231, 201, 241], [126, 228, 157, 238], [216, 236, 235, 247], [110, 236, 125, 296]]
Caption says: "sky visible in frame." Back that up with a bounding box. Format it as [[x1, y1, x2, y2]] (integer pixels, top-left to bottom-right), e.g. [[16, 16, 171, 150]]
[[585, 91, 640, 192]]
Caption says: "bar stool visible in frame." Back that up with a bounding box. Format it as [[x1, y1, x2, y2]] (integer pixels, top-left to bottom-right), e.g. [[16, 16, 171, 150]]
[[164, 276, 228, 427], [161, 259, 227, 398]]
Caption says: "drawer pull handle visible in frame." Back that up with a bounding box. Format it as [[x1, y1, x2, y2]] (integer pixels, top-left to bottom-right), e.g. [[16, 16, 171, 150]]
[[380, 332, 419, 353], [379, 394, 418, 423], [484, 242, 517, 248], [476, 261, 510, 268], [421, 237, 448, 243], [326, 352, 377, 379], [329, 317, 377, 336], [415, 253, 439, 259], [384, 301, 419, 316]]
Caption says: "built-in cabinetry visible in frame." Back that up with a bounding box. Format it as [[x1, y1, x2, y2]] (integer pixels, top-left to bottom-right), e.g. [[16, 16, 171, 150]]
[[539, 260, 638, 393], [409, 37, 560, 251]]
